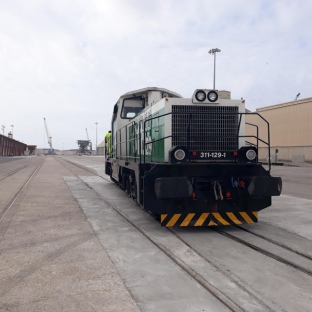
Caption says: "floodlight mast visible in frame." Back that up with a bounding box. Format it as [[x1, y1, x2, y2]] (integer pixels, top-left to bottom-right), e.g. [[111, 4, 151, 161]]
[[85, 128, 92, 152], [208, 48, 221, 90], [43, 118, 53, 154]]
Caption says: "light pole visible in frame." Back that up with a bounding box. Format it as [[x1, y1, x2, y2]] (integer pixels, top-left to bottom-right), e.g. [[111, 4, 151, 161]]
[[95, 122, 98, 155], [208, 48, 221, 90], [11, 125, 14, 138], [1, 125, 4, 135]]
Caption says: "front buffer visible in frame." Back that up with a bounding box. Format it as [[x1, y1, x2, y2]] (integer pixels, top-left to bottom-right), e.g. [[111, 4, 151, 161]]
[[143, 163, 282, 227]]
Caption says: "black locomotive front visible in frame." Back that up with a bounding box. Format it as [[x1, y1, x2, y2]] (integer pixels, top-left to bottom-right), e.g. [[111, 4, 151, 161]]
[[141, 105, 282, 226]]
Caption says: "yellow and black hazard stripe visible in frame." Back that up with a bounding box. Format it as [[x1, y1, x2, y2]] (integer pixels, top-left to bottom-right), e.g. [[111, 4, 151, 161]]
[[160, 211, 258, 227]]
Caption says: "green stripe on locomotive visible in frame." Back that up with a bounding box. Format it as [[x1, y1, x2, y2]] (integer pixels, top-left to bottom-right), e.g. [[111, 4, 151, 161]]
[[128, 106, 166, 162], [149, 109, 166, 162]]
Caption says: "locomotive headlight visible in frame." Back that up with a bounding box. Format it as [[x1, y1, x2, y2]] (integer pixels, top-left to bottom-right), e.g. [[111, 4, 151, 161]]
[[246, 149, 257, 161], [174, 149, 186, 161], [207, 90, 218, 102], [169, 146, 188, 163], [195, 90, 206, 102]]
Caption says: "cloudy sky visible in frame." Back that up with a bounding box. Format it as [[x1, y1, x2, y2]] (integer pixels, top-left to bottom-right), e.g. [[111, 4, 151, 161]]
[[1, 0, 311, 150]]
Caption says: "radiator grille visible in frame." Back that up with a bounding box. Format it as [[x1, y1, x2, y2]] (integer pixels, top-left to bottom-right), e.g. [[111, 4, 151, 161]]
[[172, 105, 239, 151]]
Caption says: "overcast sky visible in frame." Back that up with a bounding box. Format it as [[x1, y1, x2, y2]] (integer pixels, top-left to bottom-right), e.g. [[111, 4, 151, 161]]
[[1, 0, 311, 150]]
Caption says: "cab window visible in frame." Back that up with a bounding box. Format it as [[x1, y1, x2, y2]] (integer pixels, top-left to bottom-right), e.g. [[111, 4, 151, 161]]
[[121, 97, 144, 119]]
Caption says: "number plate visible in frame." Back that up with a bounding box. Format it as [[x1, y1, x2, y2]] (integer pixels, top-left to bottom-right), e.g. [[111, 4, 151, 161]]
[[200, 152, 226, 158], [190, 151, 235, 160]]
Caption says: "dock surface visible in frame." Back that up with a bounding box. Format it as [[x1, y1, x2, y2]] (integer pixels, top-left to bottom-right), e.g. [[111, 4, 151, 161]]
[[1, 155, 312, 312]]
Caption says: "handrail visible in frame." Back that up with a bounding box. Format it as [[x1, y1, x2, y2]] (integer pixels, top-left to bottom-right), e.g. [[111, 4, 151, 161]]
[[114, 111, 272, 171], [246, 122, 259, 149]]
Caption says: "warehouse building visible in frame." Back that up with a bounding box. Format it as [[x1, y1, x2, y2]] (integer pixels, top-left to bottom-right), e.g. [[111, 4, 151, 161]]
[[0, 134, 37, 156], [246, 97, 312, 163], [0, 134, 27, 156], [96, 139, 105, 156]]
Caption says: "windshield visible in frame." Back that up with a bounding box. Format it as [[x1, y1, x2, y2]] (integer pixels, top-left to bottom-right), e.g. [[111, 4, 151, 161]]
[[121, 97, 145, 119]]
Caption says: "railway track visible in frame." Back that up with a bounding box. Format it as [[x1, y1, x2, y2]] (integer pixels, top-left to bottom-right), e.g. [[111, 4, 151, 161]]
[[217, 225, 312, 275], [58, 156, 312, 311], [0, 158, 45, 242], [0, 165, 29, 182], [57, 156, 279, 312], [59, 157, 312, 275], [58, 156, 111, 182]]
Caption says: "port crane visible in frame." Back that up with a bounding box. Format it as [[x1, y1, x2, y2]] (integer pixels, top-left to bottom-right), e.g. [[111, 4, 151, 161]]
[[86, 128, 93, 152], [43, 118, 54, 154], [76, 128, 92, 155]]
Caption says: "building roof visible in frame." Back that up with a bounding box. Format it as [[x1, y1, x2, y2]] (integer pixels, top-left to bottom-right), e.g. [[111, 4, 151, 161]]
[[120, 87, 182, 99], [97, 139, 105, 148], [256, 97, 312, 112]]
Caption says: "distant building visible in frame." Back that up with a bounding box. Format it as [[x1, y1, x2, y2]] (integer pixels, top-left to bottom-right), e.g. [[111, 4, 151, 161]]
[[0, 134, 27, 156], [25, 145, 37, 155], [35, 148, 58, 155], [246, 97, 312, 163], [97, 139, 105, 156]]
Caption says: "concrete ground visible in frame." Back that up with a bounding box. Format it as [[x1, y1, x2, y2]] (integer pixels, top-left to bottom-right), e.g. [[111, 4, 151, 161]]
[[1, 155, 312, 311], [0, 156, 140, 311]]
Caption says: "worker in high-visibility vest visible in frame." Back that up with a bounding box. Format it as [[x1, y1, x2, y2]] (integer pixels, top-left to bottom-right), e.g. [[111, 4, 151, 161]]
[[105, 131, 111, 156]]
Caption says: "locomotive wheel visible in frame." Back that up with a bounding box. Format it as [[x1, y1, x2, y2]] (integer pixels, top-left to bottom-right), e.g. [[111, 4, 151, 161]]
[[130, 175, 137, 200], [125, 177, 131, 197], [109, 165, 113, 181]]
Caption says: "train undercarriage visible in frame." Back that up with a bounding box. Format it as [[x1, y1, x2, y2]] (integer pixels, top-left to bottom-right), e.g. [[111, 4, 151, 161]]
[[105, 160, 281, 227]]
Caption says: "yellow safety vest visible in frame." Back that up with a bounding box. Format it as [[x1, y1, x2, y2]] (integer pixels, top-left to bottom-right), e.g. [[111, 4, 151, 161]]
[[105, 133, 111, 153]]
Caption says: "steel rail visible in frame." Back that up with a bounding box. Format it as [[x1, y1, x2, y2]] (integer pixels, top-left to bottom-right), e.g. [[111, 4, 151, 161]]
[[0, 165, 29, 182], [56, 156, 111, 183], [213, 227, 312, 277], [0, 158, 45, 245], [234, 224, 312, 261], [168, 228, 274, 312], [0, 160, 45, 224]]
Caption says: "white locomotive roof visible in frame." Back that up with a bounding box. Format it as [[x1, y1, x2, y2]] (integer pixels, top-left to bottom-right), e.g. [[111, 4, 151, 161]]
[[120, 87, 182, 99]]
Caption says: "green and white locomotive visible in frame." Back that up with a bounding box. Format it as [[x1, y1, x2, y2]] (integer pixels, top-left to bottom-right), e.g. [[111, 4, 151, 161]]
[[105, 87, 282, 227]]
